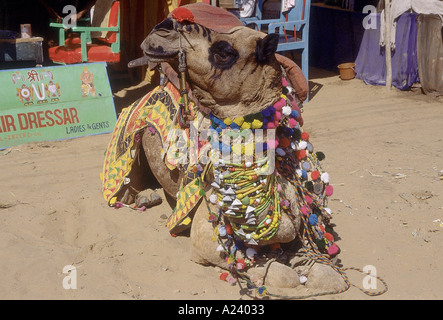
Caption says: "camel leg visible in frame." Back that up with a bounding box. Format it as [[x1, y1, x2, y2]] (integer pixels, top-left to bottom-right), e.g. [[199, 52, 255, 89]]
[[190, 200, 230, 269], [142, 129, 182, 200]]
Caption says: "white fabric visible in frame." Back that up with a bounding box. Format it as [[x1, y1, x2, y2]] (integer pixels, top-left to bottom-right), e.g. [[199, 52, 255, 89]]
[[91, 0, 115, 38], [239, 0, 257, 18], [380, 0, 443, 48], [282, 0, 296, 13], [237, 0, 296, 18]]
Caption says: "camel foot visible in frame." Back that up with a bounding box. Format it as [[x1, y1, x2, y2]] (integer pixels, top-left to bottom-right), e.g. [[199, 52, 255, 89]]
[[246, 260, 347, 295], [304, 262, 348, 292], [247, 262, 301, 288]]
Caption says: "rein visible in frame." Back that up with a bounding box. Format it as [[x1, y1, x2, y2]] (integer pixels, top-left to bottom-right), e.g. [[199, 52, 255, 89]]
[[177, 27, 194, 128]]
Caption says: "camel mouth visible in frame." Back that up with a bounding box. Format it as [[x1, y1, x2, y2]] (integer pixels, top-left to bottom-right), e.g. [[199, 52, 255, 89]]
[[129, 51, 178, 68], [128, 55, 149, 68], [144, 50, 179, 62]]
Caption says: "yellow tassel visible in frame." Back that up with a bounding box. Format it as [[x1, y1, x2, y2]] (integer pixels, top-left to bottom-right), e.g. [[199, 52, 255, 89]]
[[252, 119, 263, 129], [233, 117, 244, 127], [224, 117, 233, 126]]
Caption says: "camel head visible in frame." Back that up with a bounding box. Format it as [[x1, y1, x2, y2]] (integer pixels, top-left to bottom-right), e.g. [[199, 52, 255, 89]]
[[136, 8, 283, 119]]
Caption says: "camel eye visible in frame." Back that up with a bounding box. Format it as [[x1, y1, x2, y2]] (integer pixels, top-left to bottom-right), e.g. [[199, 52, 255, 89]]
[[208, 41, 239, 70], [214, 52, 229, 63]]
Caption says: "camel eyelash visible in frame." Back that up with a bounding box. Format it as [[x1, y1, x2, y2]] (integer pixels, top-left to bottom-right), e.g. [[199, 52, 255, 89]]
[[208, 41, 239, 70]]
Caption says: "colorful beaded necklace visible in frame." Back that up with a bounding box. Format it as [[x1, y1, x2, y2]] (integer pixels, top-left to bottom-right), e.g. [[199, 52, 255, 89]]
[[205, 78, 339, 271], [207, 84, 302, 246]]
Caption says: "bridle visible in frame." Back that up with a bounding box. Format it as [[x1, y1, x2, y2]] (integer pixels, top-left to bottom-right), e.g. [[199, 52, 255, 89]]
[[176, 23, 194, 128]]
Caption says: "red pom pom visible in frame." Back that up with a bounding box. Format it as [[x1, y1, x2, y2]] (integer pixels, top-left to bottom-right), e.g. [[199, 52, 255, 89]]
[[279, 137, 290, 149], [324, 232, 334, 242], [311, 170, 320, 180], [236, 259, 245, 270], [296, 149, 306, 160], [301, 132, 309, 141], [220, 272, 230, 281], [225, 223, 233, 235], [172, 7, 194, 23]]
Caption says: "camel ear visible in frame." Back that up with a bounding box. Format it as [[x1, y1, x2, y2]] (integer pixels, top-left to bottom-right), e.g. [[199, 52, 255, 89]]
[[255, 33, 279, 64]]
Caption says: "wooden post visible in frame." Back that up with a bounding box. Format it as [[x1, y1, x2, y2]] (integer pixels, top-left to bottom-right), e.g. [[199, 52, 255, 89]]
[[385, 0, 392, 90]]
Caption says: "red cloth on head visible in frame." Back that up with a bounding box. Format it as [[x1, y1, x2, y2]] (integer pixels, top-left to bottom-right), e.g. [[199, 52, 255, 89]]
[[172, 7, 195, 23], [169, 3, 243, 32]]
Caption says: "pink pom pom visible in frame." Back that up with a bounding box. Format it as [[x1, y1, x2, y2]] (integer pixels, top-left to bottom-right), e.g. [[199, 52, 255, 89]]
[[268, 139, 279, 149], [288, 118, 298, 128], [275, 111, 282, 121], [281, 199, 290, 207], [236, 261, 245, 270], [300, 205, 310, 216], [266, 122, 276, 129], [325, 185, 334, 196], [328, 244, 339, 256], [226, 274, 237, 285], [282, 78, 288, 87], [147, 127, 156, 135], [305, 195, 313, 205], [273, 98, 286, 111]]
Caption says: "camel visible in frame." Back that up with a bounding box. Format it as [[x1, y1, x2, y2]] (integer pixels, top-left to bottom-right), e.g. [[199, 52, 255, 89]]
[[105, 4, 348, 297]]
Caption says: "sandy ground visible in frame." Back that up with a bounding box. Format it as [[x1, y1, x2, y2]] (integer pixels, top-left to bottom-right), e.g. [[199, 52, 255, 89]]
[[0, 68, 442, 300]]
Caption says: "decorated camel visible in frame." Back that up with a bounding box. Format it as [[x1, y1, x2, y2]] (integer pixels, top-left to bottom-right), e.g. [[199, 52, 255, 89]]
[[102, 4, 387, 298]]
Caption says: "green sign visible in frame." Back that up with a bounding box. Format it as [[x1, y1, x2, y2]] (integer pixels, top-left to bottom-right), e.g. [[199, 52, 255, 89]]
[[0, 62, 117, 149]]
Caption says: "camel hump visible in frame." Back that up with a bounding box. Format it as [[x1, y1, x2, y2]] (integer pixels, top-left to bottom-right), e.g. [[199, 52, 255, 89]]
[[275, 53, 309, 102]]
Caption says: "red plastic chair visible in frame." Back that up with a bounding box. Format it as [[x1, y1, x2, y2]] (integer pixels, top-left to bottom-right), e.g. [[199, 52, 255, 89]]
[[48, 0, 120, 64]]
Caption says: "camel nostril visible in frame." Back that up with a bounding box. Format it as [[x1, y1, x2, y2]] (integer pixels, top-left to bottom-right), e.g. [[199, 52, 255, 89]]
[[149, 45, 166, 54]]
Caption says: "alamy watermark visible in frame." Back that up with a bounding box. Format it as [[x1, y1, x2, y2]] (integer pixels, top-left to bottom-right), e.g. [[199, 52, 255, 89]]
[[61, 5, 77, 29], [62, 265, 77, 290], [163, 123, 276, 174], [362, 265, 378, 290], [60, 4, 378, 31], [362, 5, 378, 30], [61, 263, 379, 291]]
